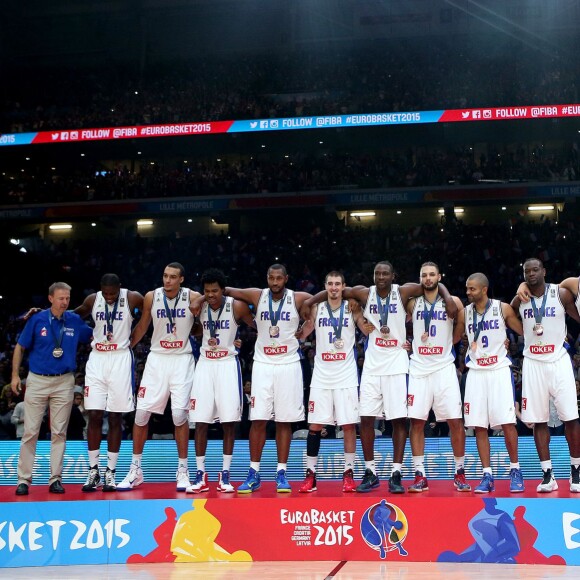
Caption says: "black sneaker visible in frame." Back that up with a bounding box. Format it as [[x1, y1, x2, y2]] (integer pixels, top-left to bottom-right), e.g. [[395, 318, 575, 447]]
[[570, 465, 580, 493], [356, 468, 380, 493], [388, 470, 405, 494], [82, 466, 101, 492], [103, 468, 117, 492]]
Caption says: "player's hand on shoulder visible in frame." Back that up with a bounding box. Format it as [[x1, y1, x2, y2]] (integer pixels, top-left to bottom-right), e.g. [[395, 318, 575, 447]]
[[444, 298, 459, 320], [516, 282, 531, 303], [23, 307, 42, 320], [190, 293, 205, 316]]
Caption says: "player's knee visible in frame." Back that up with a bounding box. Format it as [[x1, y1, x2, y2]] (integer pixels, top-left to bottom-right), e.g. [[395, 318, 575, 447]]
[[88, 409, 104, 421], [108, 412, 122, 426], [134, 410, 152, 427], [172, 409, 189, 426]]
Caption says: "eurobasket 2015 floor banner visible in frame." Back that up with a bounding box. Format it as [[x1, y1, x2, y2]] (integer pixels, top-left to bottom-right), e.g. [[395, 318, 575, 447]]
[[1, 439, 579, 568], [0, 494, 578, 567]]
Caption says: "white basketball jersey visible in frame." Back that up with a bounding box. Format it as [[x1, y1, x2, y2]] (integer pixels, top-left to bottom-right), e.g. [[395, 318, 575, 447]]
[[362, 284, 409, 376], [254, 288, 300, 364], [199, 296, 239, 361], [312, 300, 358, 389], [91, 288, 133, 352], [464, 299, 511, 370], [150, 287, 194, 355], [520, 283, 567, 362], [409, 295, 454, 376]]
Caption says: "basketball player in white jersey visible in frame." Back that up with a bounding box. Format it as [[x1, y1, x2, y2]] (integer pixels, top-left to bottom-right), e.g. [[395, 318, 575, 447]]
[[186, 268, 255, 494], [75, 274, 144, 492], [23, 273, 144, 492], [224, 264, 312, 493], [301, 261, 457, 494], [117, 262, 201, 491], [519, 274, 580, 317], [297, 271, 368, 493], [454, 273, 525, 493], [406, 262, 469, 492], [511, 258, 580, 492]]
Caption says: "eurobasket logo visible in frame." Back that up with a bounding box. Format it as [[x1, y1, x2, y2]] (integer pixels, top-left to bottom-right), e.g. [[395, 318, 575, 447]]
[[360, 500, 408, 559]]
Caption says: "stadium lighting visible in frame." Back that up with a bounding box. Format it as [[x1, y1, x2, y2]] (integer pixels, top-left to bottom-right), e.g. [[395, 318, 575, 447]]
[[187, 219, 193, 223], [49, 224, 73, 230], [396, 210, 402, 214], [19, 247, 27, 253], [438, 208, 465, 214], [350, 211, 376, 217], [501, 206, 507, 210], [137, 219, 153, 226], [10, 238, 19, 245], [528, 205, 554, 211], [91, 223, 96, 227]]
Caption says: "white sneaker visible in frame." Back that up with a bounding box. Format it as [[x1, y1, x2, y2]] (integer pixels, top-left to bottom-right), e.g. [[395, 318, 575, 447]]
[[536, 468, 558, 493], [217, 470, 234, 493], [117, 466, 144, 491], [176, 468, 191, 491], [570, 466, 580, 493], [186, 470, 209, 493]]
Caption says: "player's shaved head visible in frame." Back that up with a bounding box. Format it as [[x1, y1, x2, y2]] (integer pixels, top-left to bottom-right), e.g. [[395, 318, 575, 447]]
[[467, 273, 489, 288]]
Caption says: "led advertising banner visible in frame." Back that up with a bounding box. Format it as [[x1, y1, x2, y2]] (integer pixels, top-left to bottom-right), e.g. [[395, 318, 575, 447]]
[[1, 104, 579, 147]]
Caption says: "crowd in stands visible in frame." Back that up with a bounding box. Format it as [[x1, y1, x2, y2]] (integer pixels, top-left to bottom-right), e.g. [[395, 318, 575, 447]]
[[1, 217, 580, 441], [2, 143, 579, 206], [2, 37, 579, 134]]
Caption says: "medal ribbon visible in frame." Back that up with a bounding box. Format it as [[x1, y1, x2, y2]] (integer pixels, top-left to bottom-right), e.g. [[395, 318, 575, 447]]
[[207, 298, 226, 339], [423, 294, 439, 334], [376, 291, 391, 328], [163, 292, 178, 334], [531, 285, 549, 325], [268, 290, 286, 329], [104, 298, 119, 339], [325, 301, 345, 340], [49, 312, 65, 351], [472, 300, 492, 344]]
